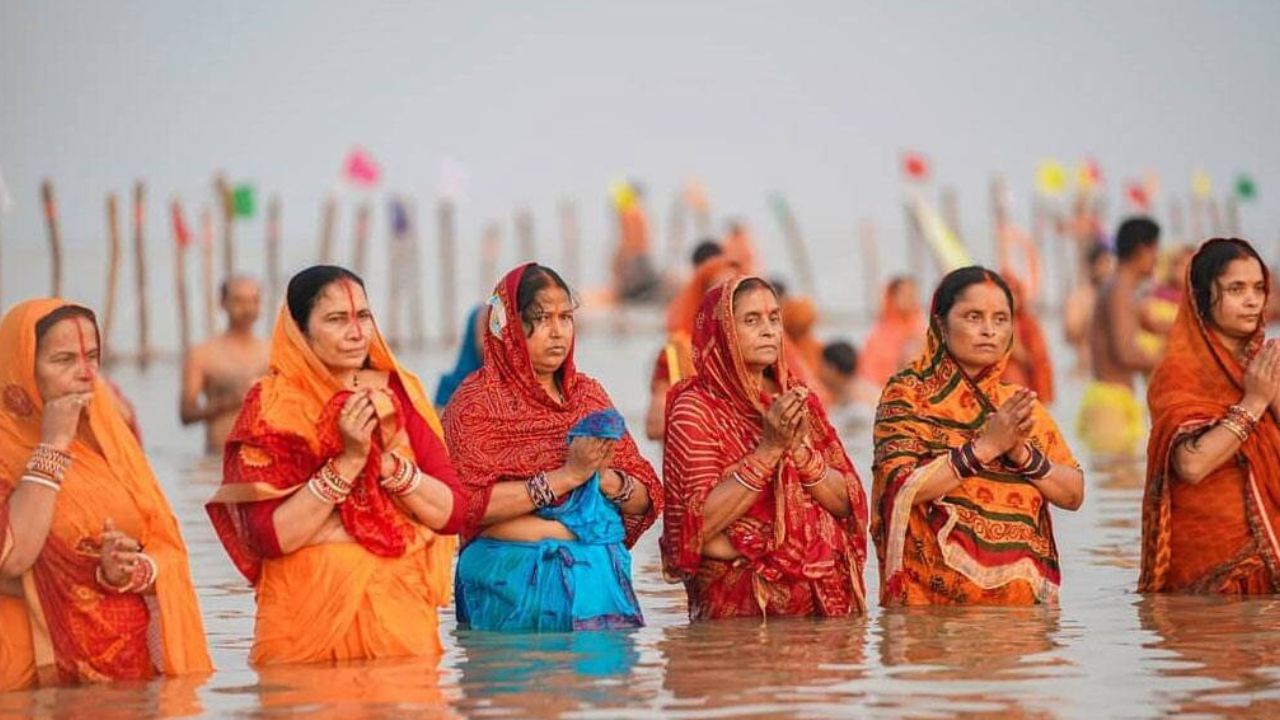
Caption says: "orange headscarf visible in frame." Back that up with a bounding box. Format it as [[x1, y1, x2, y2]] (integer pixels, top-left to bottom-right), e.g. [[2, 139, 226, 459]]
[[1140, 242, 1280, 593], [208, 299, 453, 588], [660, 255, 738, 384], [0, 299, 211, 689], [858, 281, 924, 387], [781, 296, 823, 375]]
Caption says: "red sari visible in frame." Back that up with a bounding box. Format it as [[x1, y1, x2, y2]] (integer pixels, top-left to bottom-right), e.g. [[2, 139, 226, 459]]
[[1140, 243, 1280, 594], [661, 276, 869, 620], [443, 263, 662, 546]]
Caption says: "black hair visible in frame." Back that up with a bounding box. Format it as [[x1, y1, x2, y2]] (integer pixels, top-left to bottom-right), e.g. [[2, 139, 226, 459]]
[[766, 276, 789, 300], [286, 265, 365, 332], [1115, 217, 1160, 260], [931, 265, 1015, 320], [516, 264, 576, 335], [732, 277, 777, 305], [691, 240, 723, 267], [822, 340, 857, 377], [35, 305, 100, 349], [1189, 238, 1270, 323]]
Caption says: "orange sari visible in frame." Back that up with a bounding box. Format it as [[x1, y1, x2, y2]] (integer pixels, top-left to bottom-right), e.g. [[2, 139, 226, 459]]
[[858, 287, 924, 388], [0, 299, 211, 691], [207, 305, 458, 665], [1140, 247, 1280, 594], [652, 256, 737, 393], [871, 310, 1078, 606], [1001, 275, 1055, 404]]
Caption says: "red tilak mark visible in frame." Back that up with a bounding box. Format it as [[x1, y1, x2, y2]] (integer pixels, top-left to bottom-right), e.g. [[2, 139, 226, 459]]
[[74, 319, 93, 379], [343, 281, 364, 341]]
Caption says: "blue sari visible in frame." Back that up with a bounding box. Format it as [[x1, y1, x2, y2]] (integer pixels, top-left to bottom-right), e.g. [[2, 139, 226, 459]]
[[434, 304, 484, 408], [455, 409, 644, 632]]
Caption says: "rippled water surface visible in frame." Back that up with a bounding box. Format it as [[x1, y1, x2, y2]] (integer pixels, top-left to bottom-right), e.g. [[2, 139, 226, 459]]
[[3, 315, 1279, 719]]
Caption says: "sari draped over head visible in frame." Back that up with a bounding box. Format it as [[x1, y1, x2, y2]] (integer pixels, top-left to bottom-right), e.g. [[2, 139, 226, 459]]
[[661, 276, 869, 620], [871, 295, 1078, 607], [0, 299, 211, 691], [444, 263, 663, 631], [434, 303, 484, 409], [1140, 244, 1280, 594], [858, 285, 925, 388], [207, 302, 462, 665], [1001, 274, 1055, 405]]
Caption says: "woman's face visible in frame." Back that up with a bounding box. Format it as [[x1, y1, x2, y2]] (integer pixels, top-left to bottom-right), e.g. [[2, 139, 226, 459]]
[[524, 285, 575, 378], [305, 280, 375, 372], [942, 281, 1013, 376], [1209, 257, 1267, 340], [891, 280, 920, 316], [733, 286, 782, 372], [35, 315, 100, 402]]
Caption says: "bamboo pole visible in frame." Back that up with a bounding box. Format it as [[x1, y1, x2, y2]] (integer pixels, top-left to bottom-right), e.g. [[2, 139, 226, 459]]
[[318, 195, 337, 264], [480, 221, 501, 292], [858, 218, 879, 320], [266, 194, 282, 313], [560, 200, 581, 288], [664, 192, 686, 274], [904, 199, 924, 290], [171, 200, 192, 356], [438, 198, 458, 345], [771, 194, 817, 298], [515, 208, 535, 262], [407, 200, 426, 352], [386, 197, 408, 348], [132, 181, 150, 369], [40, 180, 62, 297], [103, 194, 123, 363], [214, 174, 235, 280], [351, 201, 371, 278], [200, 207, 216, 339], [1226, 196, 1241, 237]]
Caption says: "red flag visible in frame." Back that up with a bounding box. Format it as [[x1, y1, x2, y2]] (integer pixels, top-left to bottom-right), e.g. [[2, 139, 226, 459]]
[[171, 201, 192, 248], [1125, 182, 1150, 211], [901, 151, 930, 182], [343, 147, 381, 188]]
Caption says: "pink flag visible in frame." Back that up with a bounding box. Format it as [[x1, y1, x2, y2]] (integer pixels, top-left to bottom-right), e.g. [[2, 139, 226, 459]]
[[343, 147, 381, 188]]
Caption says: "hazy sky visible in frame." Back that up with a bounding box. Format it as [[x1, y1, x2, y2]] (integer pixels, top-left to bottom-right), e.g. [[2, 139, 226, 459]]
[[2, 0, 1278, 340]]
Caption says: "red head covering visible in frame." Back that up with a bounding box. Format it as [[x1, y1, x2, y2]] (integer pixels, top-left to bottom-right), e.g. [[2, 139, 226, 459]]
[[662, 276, 868, 616], [443, 263, 662, 545]]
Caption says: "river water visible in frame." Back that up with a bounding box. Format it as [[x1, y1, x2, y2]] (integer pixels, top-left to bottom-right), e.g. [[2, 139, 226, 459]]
[[2, 314, 1279, 719]]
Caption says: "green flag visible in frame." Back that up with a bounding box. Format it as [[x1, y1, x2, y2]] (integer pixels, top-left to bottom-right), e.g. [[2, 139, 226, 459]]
[[1235, 174, 1257, 201], [233, 184, 256, 218]]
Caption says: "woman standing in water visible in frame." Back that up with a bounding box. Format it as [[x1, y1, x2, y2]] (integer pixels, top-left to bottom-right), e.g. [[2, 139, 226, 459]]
[[444, 263, 662, 631], [1, 300, 210, 689], [1141, 238, 1280, 594], [207, 266, 466, 665], [872, 267, 1084, 606], [661, 276, 868, 620]]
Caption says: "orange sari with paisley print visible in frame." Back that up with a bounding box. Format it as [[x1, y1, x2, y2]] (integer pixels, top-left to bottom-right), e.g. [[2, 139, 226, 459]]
[[872, 291, 1078, 606]]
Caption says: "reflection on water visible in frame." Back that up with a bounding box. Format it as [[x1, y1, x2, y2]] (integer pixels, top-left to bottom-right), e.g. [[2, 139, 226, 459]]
[[3, 321, 1279, 719]]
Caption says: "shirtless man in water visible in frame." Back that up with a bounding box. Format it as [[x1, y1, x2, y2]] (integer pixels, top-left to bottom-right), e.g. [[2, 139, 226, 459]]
[[1080, 217, 1160, 457], [180, 276, 269, 453]]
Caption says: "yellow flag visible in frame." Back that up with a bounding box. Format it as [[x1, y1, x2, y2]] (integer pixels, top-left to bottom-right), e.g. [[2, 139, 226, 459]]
[[1036, 160, 1067, 197], [1192, 170, 1212, 200]]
